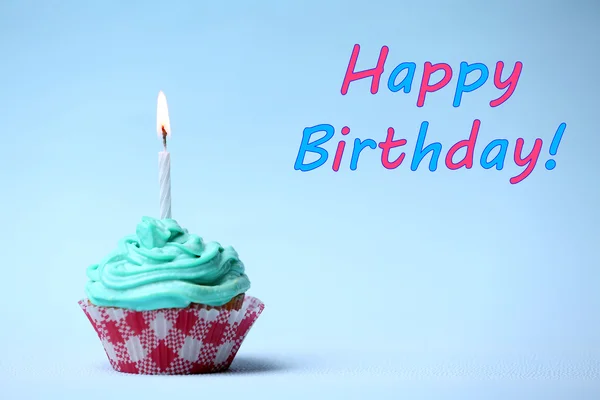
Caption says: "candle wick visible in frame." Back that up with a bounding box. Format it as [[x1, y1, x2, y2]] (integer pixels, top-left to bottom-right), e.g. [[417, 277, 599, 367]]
[[161, 126, 168, 150]]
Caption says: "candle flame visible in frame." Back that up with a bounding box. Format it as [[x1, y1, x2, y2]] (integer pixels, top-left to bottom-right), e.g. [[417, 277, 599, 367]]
[[156, 91, 171, 138]]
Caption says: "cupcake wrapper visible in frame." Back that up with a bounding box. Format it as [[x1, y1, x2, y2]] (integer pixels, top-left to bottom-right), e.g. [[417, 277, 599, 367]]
[[79, 296, 264, 375]]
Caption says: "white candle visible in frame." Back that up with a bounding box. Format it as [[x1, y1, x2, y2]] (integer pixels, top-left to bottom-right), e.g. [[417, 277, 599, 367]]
[[156, 91, 172, 220], [158, 150, 171, 219]]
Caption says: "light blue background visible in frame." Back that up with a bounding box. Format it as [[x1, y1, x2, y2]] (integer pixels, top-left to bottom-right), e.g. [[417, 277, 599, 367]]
[[1, 0, 599, 399]]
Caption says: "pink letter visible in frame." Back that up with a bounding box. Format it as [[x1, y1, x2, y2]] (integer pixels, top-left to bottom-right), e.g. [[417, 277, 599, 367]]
[[510, 138, 542, 184], [490, 61, 523, 107], [341, 44, 389, 95], [417, 62, 453, 107]]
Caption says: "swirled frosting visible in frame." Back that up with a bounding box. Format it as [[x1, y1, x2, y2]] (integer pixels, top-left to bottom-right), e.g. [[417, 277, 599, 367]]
[[85, 217, 251, 311]]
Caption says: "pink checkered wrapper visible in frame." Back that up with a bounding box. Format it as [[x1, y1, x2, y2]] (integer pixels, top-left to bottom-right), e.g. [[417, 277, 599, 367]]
[[79, 295, 264, 375]]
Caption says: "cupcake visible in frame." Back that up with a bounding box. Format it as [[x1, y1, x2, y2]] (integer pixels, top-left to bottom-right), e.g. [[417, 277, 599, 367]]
[[79, 216, 264, 375]]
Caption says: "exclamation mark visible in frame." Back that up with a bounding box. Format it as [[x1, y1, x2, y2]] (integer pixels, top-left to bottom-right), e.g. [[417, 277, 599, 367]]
[[545, 122, 566, 170]]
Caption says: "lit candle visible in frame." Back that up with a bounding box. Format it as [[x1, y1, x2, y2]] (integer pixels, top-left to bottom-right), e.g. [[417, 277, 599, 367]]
[[156, 91, 172, 220]]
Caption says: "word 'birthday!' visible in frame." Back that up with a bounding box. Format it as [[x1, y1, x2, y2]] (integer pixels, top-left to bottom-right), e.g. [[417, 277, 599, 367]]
[[294, 120, 566, 185], [294, 44, 567, 184]]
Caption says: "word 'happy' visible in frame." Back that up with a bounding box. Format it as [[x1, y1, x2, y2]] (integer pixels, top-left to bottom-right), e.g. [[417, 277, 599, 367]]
[[294, 44, 567, 184]]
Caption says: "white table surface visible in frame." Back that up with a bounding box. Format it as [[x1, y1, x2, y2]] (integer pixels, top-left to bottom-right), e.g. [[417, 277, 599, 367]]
[[2, 345, 599, 400]]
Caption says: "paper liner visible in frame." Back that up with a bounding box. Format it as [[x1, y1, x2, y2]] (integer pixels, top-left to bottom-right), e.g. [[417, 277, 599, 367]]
[[79, 295, 264, 375]]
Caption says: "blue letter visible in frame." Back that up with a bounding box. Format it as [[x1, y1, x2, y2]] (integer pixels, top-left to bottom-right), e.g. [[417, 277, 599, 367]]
[[387, 62, 416, 93], [411, 121, 441, 172], [480, 139, 508, 170], [350, 138, 377, 170], [453, 62, 489, 107], [294, 124, 335, 171]]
